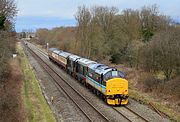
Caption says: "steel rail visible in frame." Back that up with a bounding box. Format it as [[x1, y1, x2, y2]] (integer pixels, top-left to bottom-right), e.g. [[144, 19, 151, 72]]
[[113, 106, 149, 122]]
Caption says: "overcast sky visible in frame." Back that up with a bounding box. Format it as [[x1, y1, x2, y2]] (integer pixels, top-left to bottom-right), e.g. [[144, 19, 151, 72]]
[[15, 0, 180, 32]]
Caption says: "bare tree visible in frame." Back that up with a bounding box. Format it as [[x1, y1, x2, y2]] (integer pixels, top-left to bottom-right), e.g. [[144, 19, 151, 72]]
[[36, 28, 49, 45], [75, 6, 118, 59], [75, 6, 92, 57], [0, 0, 17, 30], [140, 4, 171, 42]]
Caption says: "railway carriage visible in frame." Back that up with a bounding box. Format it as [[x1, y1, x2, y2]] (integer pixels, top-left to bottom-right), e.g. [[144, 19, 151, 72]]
[[57, 52, 72, 69], [48, 48, 62, 62], [86, 63, 107, 91], [76, 58, 96, 83], [87, 64, 128, 105]]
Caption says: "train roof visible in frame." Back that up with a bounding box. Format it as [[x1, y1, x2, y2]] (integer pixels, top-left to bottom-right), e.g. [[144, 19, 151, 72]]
[[96, 67, 117, 75], [68, 54, 81, 61], [48, 48, 58, 51], [78, 58, 96, 67], [58, 52, 72, 58], [88, 63, 105, 70], [53, 49, 62, 54], [88, 63, 117, 75]]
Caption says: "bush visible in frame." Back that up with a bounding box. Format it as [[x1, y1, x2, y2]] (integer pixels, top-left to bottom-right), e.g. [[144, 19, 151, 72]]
[[159, 77, 180, 96], [138, 73, 159, 92], [110, 53, 121, 64]]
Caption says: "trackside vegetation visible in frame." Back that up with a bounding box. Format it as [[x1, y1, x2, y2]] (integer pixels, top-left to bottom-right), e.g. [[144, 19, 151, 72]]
[[17, 43, 56, 122]]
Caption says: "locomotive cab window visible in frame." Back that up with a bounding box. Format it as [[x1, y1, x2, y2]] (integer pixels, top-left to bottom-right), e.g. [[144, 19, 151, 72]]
[[104, 71, 119, 81], [104, 71, 112, 81], [112, 71, 118, 77], [104, 71, 126, 81], [118, 71, 125, 78]]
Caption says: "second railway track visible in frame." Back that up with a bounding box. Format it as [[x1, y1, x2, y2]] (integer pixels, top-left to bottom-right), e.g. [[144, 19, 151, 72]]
[[113, 106, 149, 122], [24, 42, 110, 122]]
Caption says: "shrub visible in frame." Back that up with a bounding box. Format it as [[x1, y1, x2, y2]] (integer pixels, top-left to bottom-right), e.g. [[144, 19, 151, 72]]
[[138, 73, 159, 92]]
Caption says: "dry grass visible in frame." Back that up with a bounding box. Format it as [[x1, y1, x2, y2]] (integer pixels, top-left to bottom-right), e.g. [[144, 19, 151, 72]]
[[17, 42, 56, 122], [0, 58, 25, 122]]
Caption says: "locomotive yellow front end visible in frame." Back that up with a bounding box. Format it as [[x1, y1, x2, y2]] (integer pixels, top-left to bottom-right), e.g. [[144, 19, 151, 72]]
[[106, 78, 128, 105]]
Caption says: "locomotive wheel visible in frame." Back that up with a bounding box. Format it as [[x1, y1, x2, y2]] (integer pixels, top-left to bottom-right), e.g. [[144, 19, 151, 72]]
[[99, 93, 103, 98], [96, 90, 100, 96], [93, 89, 96, 94]]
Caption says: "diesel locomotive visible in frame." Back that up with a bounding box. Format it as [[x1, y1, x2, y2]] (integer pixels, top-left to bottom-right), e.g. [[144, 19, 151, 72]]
[[48, 48, 128, 105]]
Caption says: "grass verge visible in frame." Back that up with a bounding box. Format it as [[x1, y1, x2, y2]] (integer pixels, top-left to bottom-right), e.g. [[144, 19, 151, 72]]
[[17, 42, 56, 122], [129, 89, 179, 122]]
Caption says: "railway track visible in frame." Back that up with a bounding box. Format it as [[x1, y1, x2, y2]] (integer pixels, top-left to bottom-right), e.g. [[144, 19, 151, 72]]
[[113, 106, 149, 122], [23, 42, 110, 122], [25, 41, 150, 122]]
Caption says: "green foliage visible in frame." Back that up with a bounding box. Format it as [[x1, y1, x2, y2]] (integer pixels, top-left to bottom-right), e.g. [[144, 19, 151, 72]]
[[110, 53, 121, 64], [141, 28, 154, 42]]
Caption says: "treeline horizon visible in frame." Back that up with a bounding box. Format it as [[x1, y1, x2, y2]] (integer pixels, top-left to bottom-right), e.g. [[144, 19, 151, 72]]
[[31, 4, 180, 80]]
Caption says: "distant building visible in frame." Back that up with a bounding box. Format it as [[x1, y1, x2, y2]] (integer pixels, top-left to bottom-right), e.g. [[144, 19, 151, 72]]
[[17, 32, 35, 39], [26, 32, 35, 38]]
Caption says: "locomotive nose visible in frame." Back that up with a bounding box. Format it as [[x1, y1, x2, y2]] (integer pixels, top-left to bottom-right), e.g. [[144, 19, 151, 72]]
[[106, 78, 128, 95], [106, 78, 128, 105]]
